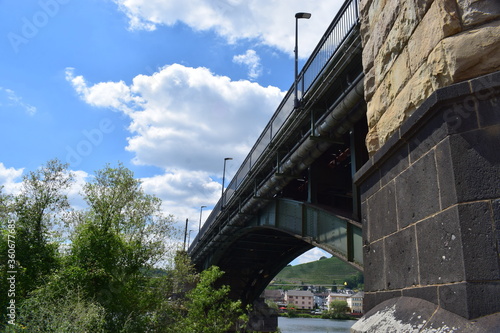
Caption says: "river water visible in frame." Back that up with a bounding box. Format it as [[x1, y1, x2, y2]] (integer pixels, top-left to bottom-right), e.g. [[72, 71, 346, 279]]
[[278, 317, 357, 333]]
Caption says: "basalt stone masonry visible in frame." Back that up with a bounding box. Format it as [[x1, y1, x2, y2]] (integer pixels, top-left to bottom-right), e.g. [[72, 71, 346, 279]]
[[352, 0, 500, 330], [353, 71, 500, 331]]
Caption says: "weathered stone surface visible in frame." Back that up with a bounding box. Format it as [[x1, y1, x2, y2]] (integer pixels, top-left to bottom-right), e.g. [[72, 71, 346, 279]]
[[372, 1, 418, 89], [352, 296, 500, 332], [361, 0, 401, 73], [449, 126, 500, 202], [358, 71, 500, 322], [395, 150, 440, 227], [366, 181, 397, 241], [416, 207, 465, 285], [361, 0, 500, 155], [363, 239, 385, 291], [384, 227, 418, 290], [456, 0, 500, 28], [443, 20, 500, 83], [407, 0, 462, 74], [459, 202, 500, 281]]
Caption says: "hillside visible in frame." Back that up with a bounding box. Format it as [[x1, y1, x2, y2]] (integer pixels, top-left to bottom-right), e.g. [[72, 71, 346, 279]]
[[271, 257, 360, 286]]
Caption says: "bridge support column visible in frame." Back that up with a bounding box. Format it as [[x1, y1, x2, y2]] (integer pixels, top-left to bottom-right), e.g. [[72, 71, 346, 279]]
[[245, 298, 278, 332], [353, 71, 500, 331], [353, 0, 500, 330]]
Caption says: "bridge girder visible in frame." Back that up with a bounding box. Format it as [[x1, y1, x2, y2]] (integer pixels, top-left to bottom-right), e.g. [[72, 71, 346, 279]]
[[192, 199, 362, 306]]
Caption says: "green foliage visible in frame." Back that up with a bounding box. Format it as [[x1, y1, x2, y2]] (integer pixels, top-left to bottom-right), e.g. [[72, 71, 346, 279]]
[[176, 266, 248, 333], [0, 160, 72, 320], [9, 287, 106, 333], [0, 161, 249, 332], [329, 300, 350, 314], [63, 163, 176, 332], [343, 271, 364, 289]]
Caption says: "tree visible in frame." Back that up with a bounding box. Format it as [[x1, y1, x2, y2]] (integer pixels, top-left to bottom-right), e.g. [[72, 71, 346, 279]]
[[176, 266, 248, 333], [64, 163, 176, 331], [330, 300, 349, 314], [0, 160, 73, 323]]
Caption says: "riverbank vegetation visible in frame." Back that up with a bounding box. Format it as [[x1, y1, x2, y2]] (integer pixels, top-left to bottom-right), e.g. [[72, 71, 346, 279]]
[[0, 160, 247, 332]]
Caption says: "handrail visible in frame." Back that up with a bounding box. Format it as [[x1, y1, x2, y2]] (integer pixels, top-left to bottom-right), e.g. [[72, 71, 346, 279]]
[[191, 0, 360, 247]]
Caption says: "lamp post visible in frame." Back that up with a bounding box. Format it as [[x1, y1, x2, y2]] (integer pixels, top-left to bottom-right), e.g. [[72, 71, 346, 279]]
[[183, 218, 188, 251], [187, 230, 193, 249], [294, 12, 311, 110], [221, 157, 233, 209], [199, 205, 206, 232]]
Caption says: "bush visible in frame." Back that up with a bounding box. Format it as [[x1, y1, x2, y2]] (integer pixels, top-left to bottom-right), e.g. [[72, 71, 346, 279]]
[[7, 287, 106, 332]]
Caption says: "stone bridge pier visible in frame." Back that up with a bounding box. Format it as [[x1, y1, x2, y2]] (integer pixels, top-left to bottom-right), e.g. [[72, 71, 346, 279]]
[[352, 0, 500, 331]]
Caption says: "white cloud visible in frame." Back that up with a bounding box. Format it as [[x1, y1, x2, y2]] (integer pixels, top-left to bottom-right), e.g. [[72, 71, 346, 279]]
[[292, 248, 331, 265], [67, 64, 283, 174], [111, 0, 343, 57], [0, 163, 24, 195], [65, 68, 143, 115], [66, 64, 284, 222], [0, 87, 37, 115], [65, 170, 90, 210], [233, 49, 262, 80]]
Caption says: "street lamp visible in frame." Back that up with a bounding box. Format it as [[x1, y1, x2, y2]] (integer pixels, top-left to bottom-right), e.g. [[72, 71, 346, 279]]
[[221, 157, 233, 209], [294, 12, 311, 110], [199, 205, 206, 232], [187, 230, 193, 249], [183, 218, 188, 251]]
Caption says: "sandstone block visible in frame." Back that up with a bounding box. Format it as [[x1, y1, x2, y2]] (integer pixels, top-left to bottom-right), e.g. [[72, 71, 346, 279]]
[[366, 42, 454, 153], [456, 0, 500, 28], [364, 67, 376, 102], [443, 20, 500, 82], [366, 79, 391, 128], [407, 0, 462, 74], [372, 0, 418, 85], [365, 127, 380, 155], [362, 0, 401, 69]]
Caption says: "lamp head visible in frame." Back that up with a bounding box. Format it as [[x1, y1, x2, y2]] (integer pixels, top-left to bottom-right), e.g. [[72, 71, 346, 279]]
[[295, 12, 311, 19]]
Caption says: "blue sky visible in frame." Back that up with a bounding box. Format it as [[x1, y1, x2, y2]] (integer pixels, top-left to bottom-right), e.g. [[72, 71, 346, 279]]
[[0, 0, 343, 265]]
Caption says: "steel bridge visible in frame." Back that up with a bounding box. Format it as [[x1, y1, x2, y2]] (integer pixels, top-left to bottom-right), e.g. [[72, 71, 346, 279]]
[[189, 0, 367, 306]]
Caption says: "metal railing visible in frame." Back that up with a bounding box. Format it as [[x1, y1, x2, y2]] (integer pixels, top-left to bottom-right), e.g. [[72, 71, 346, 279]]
[[191, 0, 360, 248]]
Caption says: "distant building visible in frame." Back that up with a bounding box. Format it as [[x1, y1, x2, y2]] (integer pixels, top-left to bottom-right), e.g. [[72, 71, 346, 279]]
[[326, 292, 350, 311], [347, 291, 364, 313], [313, 292, 329, 309], [285, 290, 314, 310], [261, 289, 285, 304]]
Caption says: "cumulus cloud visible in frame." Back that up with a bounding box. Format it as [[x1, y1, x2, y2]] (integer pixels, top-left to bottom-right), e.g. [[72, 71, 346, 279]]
[[294, 248, 331, 265], [65, 68, 143, 115], [233, 49, 262, 80], [0, 163, 24, 195], [0, 87, 37, 115], [66, 64, 284, 221], [111, 0, 343, 57], [67, 64, 283, 174]]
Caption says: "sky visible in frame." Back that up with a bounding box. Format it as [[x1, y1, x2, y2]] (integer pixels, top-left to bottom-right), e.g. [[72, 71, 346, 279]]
[[0, 0, 344, 265]]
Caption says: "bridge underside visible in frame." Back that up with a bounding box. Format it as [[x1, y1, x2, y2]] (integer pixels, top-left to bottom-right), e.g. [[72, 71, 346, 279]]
[[214, 227, 314, 305], [194, 198, 363, 306]]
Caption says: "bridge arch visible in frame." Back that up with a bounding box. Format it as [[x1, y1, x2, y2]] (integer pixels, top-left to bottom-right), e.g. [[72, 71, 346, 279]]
[[195, 199, 362, 306]]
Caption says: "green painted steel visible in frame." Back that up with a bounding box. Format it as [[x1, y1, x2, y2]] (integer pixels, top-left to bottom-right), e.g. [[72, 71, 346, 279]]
[[258, 198, 363, 268]]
